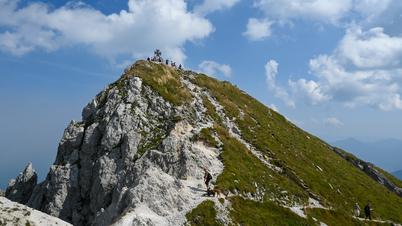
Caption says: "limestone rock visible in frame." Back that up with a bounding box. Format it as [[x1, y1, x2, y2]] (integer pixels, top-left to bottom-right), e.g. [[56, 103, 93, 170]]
[[0, 196, 72, 226], [14, 63, 223, 226], [5, 163, 37, 204]]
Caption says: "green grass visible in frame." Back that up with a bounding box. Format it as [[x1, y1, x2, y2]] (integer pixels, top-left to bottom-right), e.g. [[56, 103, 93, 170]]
[[95, 60, 192, 107], [186, 200, 222, 226], [201, 96, 221, 124], [136, 131, 165, 158], [305, 208, 391, 226], [127, 60, 192, 106], [193, 73, 402, 223], [214, 125, 308, 204], [229, 196, 311, 226], [192, 127, 219, 148], [334, 148, 402, 189], [374, 166, 402, 189]]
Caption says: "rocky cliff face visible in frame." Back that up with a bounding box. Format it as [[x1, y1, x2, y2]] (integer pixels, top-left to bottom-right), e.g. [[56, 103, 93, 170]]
[[13, 61, 223, 226], [5, 60, 402, 226]]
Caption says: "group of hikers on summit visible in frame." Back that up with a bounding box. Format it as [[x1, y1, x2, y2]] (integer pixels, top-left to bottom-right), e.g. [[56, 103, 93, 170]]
[[147, 49, 182, 70]]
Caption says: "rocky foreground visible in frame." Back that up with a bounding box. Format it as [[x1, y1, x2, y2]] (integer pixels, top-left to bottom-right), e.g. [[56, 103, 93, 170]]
[[0, 196, 71, 226]]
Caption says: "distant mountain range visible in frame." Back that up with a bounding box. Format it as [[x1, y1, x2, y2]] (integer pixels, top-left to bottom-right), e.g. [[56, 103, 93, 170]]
[[332, 138, 402, 174], [393, 170, 402, 180]]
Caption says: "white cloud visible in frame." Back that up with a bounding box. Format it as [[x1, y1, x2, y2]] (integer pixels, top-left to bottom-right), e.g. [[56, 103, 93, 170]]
[[290, 26, 402, 111], [253, 0, 353, 24], [336, 26, 402, 68], [243, 18, 273, 41], [324, 117, 344, 127], [353, 0, 392, 19], [0, 0, 214, 63], [289, 78, 330, 105], [198, 60, 232, 77], [194, 0, 240, 15], [248, 0, 401, 38], [265, 59, 295, 108]]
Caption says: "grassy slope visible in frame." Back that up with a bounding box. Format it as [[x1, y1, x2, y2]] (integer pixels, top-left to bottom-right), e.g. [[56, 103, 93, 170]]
[[214, 124, 308, 204], [186, 200, 222, 226], [122, 61, 401, 225], [375, 167, 402, 189], [192, 74, 402, 224], [127, 60, 192, 106], [229, 196, 311, 226]]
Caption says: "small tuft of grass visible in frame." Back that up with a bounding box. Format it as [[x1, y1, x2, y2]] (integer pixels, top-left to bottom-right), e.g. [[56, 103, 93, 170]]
[[229, 196, 311, 226], [193, 128, 219, 148], [136, 128, 166, 159], [202, 96, 221, 124], [186, 200, 222, 226]]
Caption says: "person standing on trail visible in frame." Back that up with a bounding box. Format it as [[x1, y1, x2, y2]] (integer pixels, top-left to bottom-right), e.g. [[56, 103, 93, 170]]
[[354, 203, 360, 217], [203, 168, 212, 190], [364, 202, 372, 220]]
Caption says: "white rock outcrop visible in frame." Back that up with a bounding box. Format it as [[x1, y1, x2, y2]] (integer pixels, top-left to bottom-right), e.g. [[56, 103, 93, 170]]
[[0, 197, 72, 226], [9, 67, 224, 226]]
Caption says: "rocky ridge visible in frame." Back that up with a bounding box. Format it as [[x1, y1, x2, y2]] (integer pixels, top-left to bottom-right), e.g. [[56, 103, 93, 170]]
[[7, 61, 225, 226], [4, 60, 402, 226], [333, 147, 402, 197]]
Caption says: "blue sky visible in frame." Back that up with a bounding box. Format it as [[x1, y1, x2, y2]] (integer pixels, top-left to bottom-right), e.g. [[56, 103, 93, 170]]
[[1, 0, 402, 188]]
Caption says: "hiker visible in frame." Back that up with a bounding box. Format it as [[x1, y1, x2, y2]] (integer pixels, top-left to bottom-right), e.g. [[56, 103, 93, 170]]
[[354, 203, 360, 217], [203, 168, 212, 190], [147, 57, 150, 61], [364, 202, 372, 220], [166, 59, 169, 65], [178, 64, 182, 70]]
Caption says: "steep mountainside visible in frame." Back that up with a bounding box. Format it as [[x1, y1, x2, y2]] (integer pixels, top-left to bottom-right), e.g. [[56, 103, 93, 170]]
[[4, 60, 402, 226]]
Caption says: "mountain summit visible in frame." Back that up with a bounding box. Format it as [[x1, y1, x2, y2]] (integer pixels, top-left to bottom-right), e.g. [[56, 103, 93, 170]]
[[3, 60, 402, 225]]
